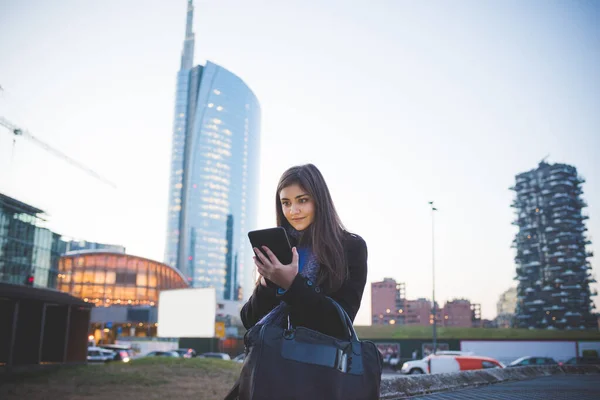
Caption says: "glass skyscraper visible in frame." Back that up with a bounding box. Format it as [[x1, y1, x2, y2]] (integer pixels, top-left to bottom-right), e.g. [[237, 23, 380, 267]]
[[165, 0, 261, 301]]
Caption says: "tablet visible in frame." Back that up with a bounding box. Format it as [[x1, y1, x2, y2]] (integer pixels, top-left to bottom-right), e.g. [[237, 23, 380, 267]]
[[248, 227, 293, 265]]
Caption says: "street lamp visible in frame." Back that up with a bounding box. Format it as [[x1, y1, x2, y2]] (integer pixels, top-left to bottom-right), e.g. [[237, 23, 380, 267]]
[[428, 201, 438, 354]]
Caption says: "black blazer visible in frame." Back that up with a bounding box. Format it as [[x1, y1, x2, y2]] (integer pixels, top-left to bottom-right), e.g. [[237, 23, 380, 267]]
[[240, 232, 368, 339]]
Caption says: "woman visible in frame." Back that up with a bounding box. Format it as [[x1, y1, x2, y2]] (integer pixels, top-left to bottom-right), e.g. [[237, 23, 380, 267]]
[[240, 163, 368, 339]]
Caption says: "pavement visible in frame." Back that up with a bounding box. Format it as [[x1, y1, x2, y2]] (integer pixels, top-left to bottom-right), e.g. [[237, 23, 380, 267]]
[[410, 375, 600, 399]]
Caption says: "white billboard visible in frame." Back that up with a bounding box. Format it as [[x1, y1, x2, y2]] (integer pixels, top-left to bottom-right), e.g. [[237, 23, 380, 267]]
[[157, 288, 216, 338]]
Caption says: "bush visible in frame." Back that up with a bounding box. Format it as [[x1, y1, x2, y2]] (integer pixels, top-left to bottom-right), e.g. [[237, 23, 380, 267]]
[[582, 349, 598, 358]]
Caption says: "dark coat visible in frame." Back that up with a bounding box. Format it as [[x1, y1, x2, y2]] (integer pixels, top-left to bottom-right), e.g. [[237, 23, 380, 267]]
[[240, 232, 368, 339]]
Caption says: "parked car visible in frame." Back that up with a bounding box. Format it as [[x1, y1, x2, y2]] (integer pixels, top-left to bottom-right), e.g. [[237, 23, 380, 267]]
[[507, 356, 558, 367], [198, 352, 231, 360], [563, 357, 600, 366], [98, 345, 133, 363], [175, 348, 197, 358], [87, 347, 116, 363], [400, 354, 503, 375], [233, 353, 245, 363], [434, 351, 475, 356], [393, 351, 474, 371], [145, 351, 180, 358]]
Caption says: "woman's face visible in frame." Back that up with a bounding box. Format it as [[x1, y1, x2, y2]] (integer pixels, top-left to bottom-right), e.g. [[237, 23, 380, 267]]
[[279, 184, 315, 231]]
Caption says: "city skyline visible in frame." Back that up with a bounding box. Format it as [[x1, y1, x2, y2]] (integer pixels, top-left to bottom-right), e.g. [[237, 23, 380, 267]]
[[164, 0, 261, 300], [0, 0, 598, 323]]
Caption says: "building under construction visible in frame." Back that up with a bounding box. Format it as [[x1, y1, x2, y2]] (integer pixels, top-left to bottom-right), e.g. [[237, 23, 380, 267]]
[[511, 161, 597, 329]]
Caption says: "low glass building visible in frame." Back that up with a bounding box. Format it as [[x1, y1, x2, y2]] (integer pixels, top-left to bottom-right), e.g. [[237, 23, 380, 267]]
[[57, 251, 189, 342], [57, 251, 189, 307]]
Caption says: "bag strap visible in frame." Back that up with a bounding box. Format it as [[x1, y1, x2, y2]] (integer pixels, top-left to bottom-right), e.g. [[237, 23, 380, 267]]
[[286, 297, 360, 343], [325, 296, 360, 343], [223, 377, 240, 400]]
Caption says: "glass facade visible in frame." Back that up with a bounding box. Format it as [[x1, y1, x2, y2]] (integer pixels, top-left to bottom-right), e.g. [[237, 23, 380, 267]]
[[64, 240, 126, 254], [0, 193, 65, 288], [165, 3, 261, 302], [57, 252, 188, 306]]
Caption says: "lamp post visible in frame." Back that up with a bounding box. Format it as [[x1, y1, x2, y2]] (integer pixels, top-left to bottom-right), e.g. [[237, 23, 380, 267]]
[[428, 201, 438, 355]]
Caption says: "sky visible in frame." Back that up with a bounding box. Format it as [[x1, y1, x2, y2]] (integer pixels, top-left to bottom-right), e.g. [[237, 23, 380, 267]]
[[0, 0, 598, 324]]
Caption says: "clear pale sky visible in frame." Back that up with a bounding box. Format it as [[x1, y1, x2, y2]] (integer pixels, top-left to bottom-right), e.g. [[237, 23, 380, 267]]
[[0, 0, 598, 324]]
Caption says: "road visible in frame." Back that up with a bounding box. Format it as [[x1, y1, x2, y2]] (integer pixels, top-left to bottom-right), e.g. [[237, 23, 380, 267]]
[[410, 375, 599, 399]]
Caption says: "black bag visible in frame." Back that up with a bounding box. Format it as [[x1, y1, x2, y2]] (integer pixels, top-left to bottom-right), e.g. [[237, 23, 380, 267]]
[[226, 297, 383, 400]]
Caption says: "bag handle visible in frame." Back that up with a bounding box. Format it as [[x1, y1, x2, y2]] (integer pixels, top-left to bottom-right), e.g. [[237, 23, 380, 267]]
[[325, 297, 359, 343], [286, 297, 359, 343]]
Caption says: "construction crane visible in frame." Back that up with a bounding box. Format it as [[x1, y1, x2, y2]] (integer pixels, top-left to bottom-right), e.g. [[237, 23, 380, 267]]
[[0, 116, 117, 189]]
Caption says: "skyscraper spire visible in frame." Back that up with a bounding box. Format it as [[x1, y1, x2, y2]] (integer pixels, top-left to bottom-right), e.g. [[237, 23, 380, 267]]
[[180, 0, 195, 70]]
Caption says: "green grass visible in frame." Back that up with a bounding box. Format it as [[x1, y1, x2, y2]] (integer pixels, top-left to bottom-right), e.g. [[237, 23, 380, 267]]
[[354, 325, 600, 340], [129, 356, 241, 371], [0, 358, 242, 400]]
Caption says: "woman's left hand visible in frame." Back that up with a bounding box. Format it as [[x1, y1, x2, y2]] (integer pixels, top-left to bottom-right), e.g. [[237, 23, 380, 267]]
[[253, 246, 299, 290]]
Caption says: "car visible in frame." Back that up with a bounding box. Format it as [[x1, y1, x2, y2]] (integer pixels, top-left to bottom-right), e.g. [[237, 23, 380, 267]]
[[98, 345, 133, 363], [434, 351, 475, 356], [175, 348, 197, 358], [563, 357, 600, 366], [87, 347, 116, 363], [507, 356, 558, 367], [145, 350, 180, 358], [233, 353, 245, 363], [400, 354, 503, 375], [394, 351, 475, 372], [198, 352, 231, 360]]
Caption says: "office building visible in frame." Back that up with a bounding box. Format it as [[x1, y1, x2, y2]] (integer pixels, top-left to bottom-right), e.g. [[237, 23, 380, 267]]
[[164, 0, 261, 301], [0, 192, 65, 288], [512, 161, 597, 329]]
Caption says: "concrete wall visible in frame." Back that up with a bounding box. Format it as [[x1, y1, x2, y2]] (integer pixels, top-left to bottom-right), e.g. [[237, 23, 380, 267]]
[[90, 306, 157, 324]]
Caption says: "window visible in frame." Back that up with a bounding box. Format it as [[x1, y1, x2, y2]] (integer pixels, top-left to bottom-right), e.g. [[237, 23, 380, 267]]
[[148, 271, 157, 287], [105, 271, 116, 284], [482, 361, 500, 369], [94, 270, 106, 284], [81, 285, 94, 298], [115, 272, 136, 285], [72, 284, 83, 295], [124, 287, 136, 301], [73, 271, 83, 284], [137, 272, 148, 286], [83, 271, 94, 283], [127, 258, 137, 271], [137, 287, 148, 300], [101, 255, 110, 267]]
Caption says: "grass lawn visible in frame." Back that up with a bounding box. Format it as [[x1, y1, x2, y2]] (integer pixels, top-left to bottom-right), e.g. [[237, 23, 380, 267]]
[[354, 325, 600, 340], [0, 358, 241, 400]]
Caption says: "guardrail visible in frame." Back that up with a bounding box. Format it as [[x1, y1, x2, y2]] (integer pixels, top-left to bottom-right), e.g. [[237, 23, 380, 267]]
[[380, 365, 600, 399]]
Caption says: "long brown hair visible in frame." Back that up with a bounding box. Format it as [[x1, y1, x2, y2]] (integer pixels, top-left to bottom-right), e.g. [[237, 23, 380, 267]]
[[275, 164, 347, 292]]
